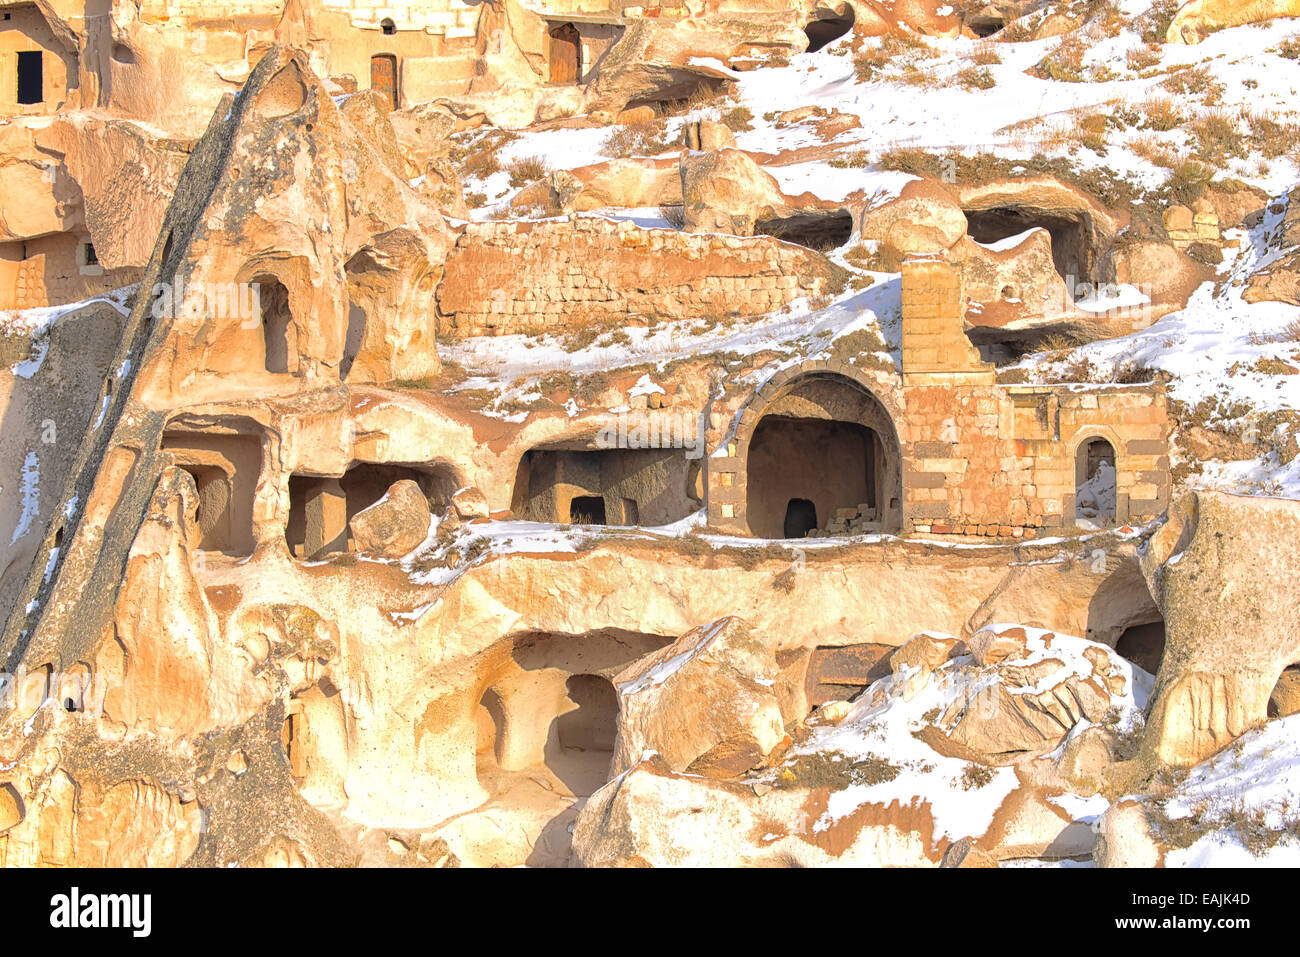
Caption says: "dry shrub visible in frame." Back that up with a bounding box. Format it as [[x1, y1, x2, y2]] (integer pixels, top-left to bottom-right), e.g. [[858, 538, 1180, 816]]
[[603, 119, 674, 157], [1246, 111, 1299, 160], [1279, 35, 1300, 59], [1033, 34, 1088, 82], [720, 105, 754, 132], [658, 204, 685, 229], [971, 42, 1001, 66], [1140, 95, 1183, 132], [506, 154, 549, 188], [958, 65, 997, 89], [854, 31, 930, 81], [1129, 133, 1180, 169], [1134, 0, 1182, 44], [1189, 109, 1248, 165], [1126, 43, 1162, 73], [448, 128, 520, 181], [1162, 65, 1225, 104]]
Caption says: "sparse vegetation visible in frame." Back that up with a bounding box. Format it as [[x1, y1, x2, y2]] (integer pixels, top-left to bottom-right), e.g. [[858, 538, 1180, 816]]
[[1126, 43, 1162, 73], [720, 105, 754, 132], [1161, 65, 1225, 105], [602, 119, 675, 157], [772, 750, 901, 790], [958, 66, 997, 90], [961, 764, 995, 790], [506, 155, 549, 189]]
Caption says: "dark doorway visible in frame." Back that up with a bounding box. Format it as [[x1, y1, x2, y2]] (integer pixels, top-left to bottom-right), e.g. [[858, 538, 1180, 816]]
[[548, 23, 582, 84], [16, 51, 42, 105], [1075, 437, 1117, 525], [748, 416, 878, 538], [968, 15, 1004, 37], [256, 277, 293, 374], [570, 496, 606, 525], [783, 498, 818, 538], [370, 54, 398, 109], [1116, 620, 1165, 675], [804, 11, 855, 53]]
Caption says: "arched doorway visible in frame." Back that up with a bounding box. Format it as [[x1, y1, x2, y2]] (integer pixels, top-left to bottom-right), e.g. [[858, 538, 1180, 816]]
[[1075, 437, 1116, 527], [548, 23, 582, 84], [252, 275, 294, 374], [804, 8, 855, 53], [744, 374, 902, 538]]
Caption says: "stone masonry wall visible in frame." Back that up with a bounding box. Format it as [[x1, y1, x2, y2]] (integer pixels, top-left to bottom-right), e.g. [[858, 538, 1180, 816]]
[[705, 256, 1171, 540], [436, 218, 840, 337]]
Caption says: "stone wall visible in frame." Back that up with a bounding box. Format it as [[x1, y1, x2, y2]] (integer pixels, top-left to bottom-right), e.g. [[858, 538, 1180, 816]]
[[436, 218, 839, 337], [705, 255, 1171, 540]]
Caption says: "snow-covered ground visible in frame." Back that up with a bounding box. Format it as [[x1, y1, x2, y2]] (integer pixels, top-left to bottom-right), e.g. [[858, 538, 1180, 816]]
[[441, 2, 1300, 500]]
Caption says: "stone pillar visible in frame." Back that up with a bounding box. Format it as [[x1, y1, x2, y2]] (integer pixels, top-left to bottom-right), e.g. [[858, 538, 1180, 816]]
[[900, 254, 995, 386], [305, 477, 347, 558]]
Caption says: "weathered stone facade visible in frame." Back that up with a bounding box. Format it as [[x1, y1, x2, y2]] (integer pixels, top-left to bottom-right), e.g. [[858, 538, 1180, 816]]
[[706, 255, 1170, 539], [435, 217, 841, 337]]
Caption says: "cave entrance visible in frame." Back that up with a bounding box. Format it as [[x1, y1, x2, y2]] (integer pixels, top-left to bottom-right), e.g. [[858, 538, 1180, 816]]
[[512, 446, 697, 528], [548, 22, 582, 84], [755, 209, 854, 251], [251, 275, 295, 374], [1269, 665, 1300, 720], [804, 9, 855, 52], [749, 416, 881, 538], [569, 495, 606, 525], [1075, 437, 1117, 527], [285, 462, 458, 559], [968, 15, 1005, 37], [472, 629, 673, 801], [1116, 620, 1165, 676], [964, 206, 1093, 286], [16, 50, 42, 105], [162, 431, 262, 556]]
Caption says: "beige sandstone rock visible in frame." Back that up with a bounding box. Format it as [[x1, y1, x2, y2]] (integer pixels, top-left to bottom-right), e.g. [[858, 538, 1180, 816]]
[[680, 148, 790, 236], [452, 486, 491, 520], [349, 480, 432, 558], [1167, 0, 1300, 43], [1140, 491, 1300, 766], [611, 616, 785, 776], [857, 177, 967, 268]]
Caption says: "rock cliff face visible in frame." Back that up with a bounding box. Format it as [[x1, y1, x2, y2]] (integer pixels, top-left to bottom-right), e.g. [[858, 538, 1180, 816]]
[[1, 0, 1296, 870]]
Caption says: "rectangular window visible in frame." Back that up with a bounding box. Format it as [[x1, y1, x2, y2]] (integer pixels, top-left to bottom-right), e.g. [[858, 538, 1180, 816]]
[[16, 50, 43, 105]]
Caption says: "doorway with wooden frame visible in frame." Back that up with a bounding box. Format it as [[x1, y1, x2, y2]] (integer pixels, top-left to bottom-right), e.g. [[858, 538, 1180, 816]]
[[370, 53, 398, 109], [548, 23, 582, 84]]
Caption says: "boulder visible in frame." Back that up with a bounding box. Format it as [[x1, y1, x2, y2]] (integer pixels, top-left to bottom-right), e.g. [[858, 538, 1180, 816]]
[[610, 616, 785, 776], [944, 627, 1120, 760], [683, 118, 737, 151], [966, 625, 1028, 665], [940, 837, 998, 867], [349, 480, 432, 558], [451, 486, 490, 521], [858, 177, 967, 268], [680, 148, 789, 236], [1166, 0, 1300, 43]]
